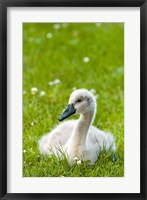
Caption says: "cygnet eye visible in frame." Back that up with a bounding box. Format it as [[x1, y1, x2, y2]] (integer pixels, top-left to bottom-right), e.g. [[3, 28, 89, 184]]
[[77, 99, 82, 103]]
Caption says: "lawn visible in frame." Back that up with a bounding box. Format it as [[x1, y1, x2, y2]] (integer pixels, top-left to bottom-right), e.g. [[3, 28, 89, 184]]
[[23, 23, 124, 177]]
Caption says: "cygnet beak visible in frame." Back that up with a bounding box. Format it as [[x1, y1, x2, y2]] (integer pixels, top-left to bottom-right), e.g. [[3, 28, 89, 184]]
[[58, 103, 76, 121]]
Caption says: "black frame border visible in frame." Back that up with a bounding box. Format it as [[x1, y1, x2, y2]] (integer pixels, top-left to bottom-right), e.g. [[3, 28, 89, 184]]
[[0, 0, 147, 199]]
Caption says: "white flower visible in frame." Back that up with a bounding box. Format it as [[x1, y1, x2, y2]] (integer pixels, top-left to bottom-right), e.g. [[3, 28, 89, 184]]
[[54, 79, 61, 84], [48, 81, 54, 86], [72, 87, 77, 91], [96, 23, 101, 27], [23, 150, 26, 153], [53, 23, 61, 30], [31, 120, 37, 126], [47, 33, 53, 39], [83, 57, 90, 63], [31, 122, 34, 126], [77, 160, 82, 165], [40, 91, 46, 97], [74, 157, 79, 161], [90, 89, 96, 94], [48, 79, 61, 86], [31, 87, 38, 95]]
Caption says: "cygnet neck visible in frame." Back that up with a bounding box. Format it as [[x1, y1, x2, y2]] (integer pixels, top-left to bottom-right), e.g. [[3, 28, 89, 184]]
[[70, 108, 95, 148]]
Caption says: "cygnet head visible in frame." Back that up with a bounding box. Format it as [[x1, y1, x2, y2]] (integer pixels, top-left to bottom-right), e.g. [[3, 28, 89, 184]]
[[58, 89, 96, 121]]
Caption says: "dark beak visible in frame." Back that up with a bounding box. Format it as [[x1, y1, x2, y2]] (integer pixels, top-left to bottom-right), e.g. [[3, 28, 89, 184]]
[[58, 103, 76, 121]]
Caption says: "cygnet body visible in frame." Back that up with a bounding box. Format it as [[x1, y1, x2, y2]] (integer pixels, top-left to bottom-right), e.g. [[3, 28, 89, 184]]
[[39, 89, 116, 166]]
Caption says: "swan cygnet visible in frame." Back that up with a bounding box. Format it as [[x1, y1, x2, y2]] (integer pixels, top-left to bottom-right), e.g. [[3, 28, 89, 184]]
[[39, 89, 116, 166]]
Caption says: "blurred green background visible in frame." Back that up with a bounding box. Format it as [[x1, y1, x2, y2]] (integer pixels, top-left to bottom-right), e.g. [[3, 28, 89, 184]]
[[23, 23, 124, 177]]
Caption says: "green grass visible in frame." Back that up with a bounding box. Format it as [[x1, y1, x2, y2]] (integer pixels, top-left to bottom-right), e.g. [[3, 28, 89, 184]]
[[23, 23, 124, 177]]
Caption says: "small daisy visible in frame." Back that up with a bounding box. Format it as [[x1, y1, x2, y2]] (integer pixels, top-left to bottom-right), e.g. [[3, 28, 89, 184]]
[[74, 157, 79, 161], [54, 79, 61, 84], [53, 23, 61, 30], [83, 57, 90, 63], [48, 81, 54, 86], [31, 120, 37, 126], [47, 33, 53, 39], [90, 89, 96, 94], [72, 87, 77, 91], [77, 160, 82, 165], [31, 87, 38, 95], [48, 79, 61, 86], [40, 91, 46, 97]]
